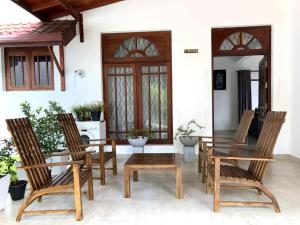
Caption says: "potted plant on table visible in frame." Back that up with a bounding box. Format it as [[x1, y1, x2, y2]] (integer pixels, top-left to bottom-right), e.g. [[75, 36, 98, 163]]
[[127, 128, 151, 152], [89, 101, 104, 121], [175, 120, 204, 163], [20, 101, 67, 176], [0, 139, 27, 202], [71, 104, 91, 121], [175, 119, 205, 146]]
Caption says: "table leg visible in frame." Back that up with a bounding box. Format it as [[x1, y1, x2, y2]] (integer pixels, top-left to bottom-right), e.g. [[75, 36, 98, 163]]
[[176, 167, 183, 199], [133, 170, 138, 182], [124, 168, 130, 198]]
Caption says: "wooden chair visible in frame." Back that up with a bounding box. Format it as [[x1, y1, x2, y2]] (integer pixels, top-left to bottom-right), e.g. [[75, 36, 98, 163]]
[[6, 118, 94, 221], [199, 110, 254, 182], [206, 111, 286, 212], [57, 113, 117, 185]]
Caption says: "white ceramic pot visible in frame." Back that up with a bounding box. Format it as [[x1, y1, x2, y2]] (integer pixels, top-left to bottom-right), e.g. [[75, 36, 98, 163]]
[[127, 137, 148, 153], [0, 174, 11, 210], [179, 136, 199, 147], [47, 149, 70, 176], [127, 137, 148, 147]]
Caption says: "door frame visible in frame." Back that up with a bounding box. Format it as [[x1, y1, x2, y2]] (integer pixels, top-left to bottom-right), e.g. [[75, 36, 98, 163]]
[[211, 26, 272, 134]]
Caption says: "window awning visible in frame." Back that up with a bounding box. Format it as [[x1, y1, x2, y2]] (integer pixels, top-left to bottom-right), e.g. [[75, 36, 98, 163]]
[[0, 20, 76, 47]]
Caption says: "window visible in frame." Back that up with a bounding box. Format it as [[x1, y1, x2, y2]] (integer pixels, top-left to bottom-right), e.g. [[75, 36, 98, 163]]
[[5, 47, 54, 90], [220, 32, 262, 51], [102, 31, 172, 144]]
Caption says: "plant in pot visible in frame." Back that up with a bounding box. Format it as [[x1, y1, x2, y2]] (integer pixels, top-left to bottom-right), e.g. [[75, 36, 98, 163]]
[[175, 120, 204, 163], [20, 101, 67, 175], [72, 104, 91, 121], [127, 128, 151, 153], [0, 139, 27, 202], [89, 101, 104, 121]]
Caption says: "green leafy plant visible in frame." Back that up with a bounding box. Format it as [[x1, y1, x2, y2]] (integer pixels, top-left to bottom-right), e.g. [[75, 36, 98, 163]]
[[0, 139, 19, 183], [89, 101, 104, 112], [71, 104, 91, 121], [127, 128, 152, 139], [174, 120, 204, 140], [20, 101, 65, 155]]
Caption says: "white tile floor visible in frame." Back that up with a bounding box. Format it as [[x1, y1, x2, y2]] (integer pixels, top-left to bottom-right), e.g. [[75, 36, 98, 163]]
[[1, 155, 300, 225]]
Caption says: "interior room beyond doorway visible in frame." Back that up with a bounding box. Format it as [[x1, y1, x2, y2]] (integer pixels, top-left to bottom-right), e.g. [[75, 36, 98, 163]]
[[213, 55, 265, 146]]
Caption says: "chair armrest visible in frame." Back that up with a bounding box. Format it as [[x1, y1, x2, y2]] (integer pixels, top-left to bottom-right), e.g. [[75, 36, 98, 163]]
[[18, 160, 85, 170], [210, 149, 274, 161], [69, 143, 106, 148], [45, 151, 95, 157], [199, 136, 235, 141]]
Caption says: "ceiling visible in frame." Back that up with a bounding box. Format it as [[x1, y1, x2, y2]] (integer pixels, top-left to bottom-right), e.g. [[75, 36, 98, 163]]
[[11, 0, 124, 21]]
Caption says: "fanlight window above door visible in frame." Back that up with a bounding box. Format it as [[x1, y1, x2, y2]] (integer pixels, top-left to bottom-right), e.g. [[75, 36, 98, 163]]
[[220, 32, 262, 51], [114, 37, 159, 58]]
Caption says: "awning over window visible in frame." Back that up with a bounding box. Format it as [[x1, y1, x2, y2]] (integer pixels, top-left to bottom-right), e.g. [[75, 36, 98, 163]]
[[0, 20, 76, 47]]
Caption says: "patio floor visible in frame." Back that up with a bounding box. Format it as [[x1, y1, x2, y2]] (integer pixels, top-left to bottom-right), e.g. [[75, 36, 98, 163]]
[[1, 155, 300, 225]]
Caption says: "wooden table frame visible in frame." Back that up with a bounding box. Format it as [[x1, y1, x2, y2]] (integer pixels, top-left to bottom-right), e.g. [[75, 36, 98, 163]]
[[124, 153, 183, 199]]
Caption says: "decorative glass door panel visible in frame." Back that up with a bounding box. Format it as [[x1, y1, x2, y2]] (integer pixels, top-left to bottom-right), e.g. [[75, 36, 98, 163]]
[[140, 64, 168, 140], [106, 64, 135, 140]]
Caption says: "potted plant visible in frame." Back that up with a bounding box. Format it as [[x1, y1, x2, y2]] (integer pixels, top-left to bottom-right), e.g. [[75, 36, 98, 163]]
[[72, 104, 91, 121], [175, 120, 204, 163], [89, 101, 104, 121], [127, 128, 151, 152], [0, 139, 27, 202], [20, 101, 68, 176]]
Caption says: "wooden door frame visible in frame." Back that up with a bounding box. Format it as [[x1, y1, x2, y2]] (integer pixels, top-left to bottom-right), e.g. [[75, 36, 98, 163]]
[[211, 26, 272, 135]]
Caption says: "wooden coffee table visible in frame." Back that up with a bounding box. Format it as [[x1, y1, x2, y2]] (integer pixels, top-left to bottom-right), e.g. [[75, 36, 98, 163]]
[[124, 153, 182, 199]]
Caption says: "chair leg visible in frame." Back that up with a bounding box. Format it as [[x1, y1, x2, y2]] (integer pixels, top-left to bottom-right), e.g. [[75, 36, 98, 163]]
[[37, 196, 42, 202], [198, 150, 202, 173], [213, 158, 221, 213], [258, 184, 281, 213], [99, 145, 105, 185], [112, 140, 117, 175], [73, 164, 83, 221], [16, 193, 38, 221], [202, 143, 207, 183], [86, 153, 94, 201]]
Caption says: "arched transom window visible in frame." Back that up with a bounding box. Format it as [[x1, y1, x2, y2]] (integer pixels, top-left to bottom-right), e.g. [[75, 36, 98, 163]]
[[220, 32, 262, 51], [114, 37, 159, 58]]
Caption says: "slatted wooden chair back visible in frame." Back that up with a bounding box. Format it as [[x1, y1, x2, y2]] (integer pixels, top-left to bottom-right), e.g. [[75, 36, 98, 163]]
[[248, 111, 286, 181], [57, 113, 85, 161], [6, 118, 51, 191], [233, 110, 255, 143]]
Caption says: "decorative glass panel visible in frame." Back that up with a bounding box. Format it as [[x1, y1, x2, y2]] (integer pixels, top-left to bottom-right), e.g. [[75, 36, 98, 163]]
[[107, 65, 134, 140], [10, 56, 26, 87], [220, 32, 262, 51], [114, 37, 159, 58], [141, 65, 168, 139]]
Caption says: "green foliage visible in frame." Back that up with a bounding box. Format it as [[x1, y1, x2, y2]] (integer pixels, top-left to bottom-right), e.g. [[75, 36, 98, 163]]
[[174, 119, 205, 140], [71, 104, 91, 119], [127, 128, 152, 139], [0, 139, 19, 183], [89, 101, 104, 112], [20, 101, 65, 155]]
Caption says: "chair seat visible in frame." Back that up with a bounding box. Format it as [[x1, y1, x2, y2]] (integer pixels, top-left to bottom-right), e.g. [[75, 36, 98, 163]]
[[208, 164, 257, 181], [43, 168, 88, 188], [92, 152, 113, 163]]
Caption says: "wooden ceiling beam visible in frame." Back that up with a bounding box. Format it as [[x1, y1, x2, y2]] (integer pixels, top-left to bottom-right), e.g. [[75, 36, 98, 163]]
[[31, 1, 59, 12], [55, 0, 80, 20]]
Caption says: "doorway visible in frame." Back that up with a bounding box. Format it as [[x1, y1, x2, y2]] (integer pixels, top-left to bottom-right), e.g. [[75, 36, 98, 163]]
[[211, 26, 271, 143]]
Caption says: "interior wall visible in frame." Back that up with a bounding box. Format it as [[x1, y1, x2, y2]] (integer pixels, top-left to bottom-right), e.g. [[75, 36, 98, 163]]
[[213, 57, 239, 131], [0, 0, 291, 154]]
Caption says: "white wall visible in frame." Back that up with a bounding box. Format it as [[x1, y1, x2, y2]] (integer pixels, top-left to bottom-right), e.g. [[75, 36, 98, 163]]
[[0, 0, 291, 154], [289, 0, 300, 158], [213, 57, 239, 131]]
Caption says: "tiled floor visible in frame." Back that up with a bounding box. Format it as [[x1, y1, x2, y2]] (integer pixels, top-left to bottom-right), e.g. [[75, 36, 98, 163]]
[[1, 155, 300, 225]]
